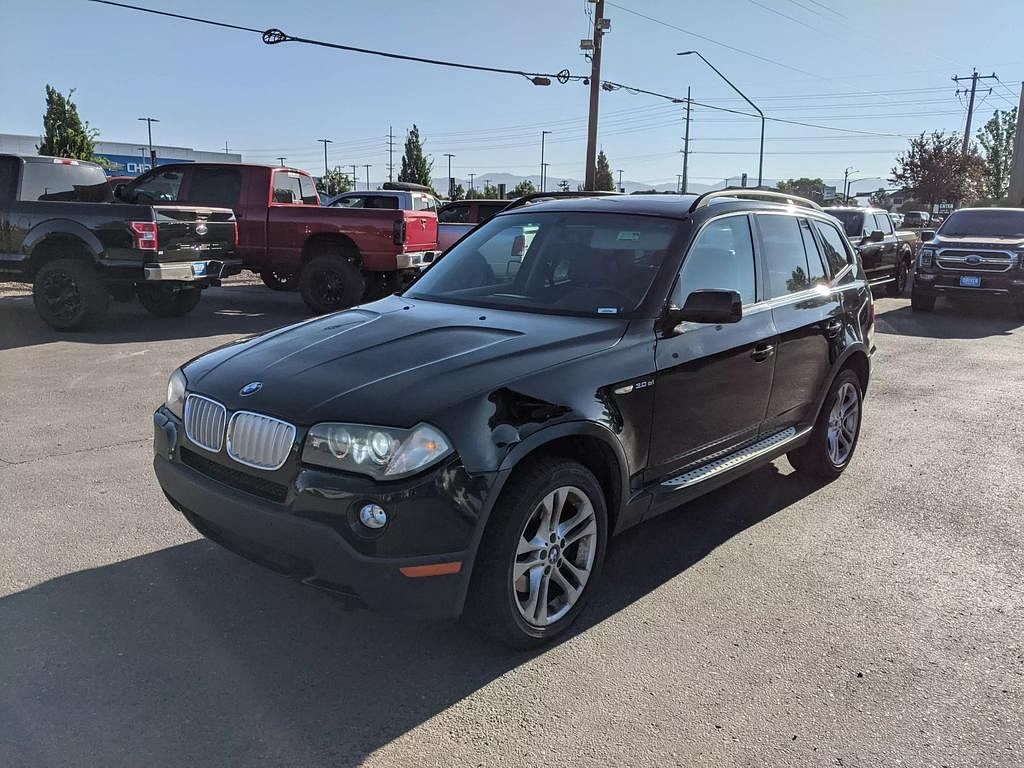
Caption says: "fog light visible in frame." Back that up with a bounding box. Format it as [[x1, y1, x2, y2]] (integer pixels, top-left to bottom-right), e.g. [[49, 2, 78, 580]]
[[359, 503, 387, 529]]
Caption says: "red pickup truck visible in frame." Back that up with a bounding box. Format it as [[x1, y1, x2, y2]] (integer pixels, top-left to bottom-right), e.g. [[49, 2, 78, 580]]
[[116, 163, 438, 313]]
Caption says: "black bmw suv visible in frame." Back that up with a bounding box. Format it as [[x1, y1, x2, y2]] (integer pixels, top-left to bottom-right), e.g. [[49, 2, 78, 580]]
[[153, 189, 875, 647]]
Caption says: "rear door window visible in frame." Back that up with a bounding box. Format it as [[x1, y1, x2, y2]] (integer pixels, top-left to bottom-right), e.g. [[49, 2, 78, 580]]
[[19, 161, 113, 203], [758, 214, 816, 298], [439, 203, 470, 223], [413, 195, 438, 212], [813, 220, 853, 276], [184, 167, 241, 207], [798, 218, 828, 285], [478, 202, 506, 222]]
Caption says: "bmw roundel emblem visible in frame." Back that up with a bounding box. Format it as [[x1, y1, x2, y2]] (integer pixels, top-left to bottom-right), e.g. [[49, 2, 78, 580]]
[[239, 381, 263, 396]]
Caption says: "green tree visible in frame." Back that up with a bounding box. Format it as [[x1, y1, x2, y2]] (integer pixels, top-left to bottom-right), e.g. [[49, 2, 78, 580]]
[[316, 166, 352, 197], [558, 180, 571, 192], [481, 182, 500, 199], [450, 183, 465, 201], [398, 124, 433, 187], [868, 188, 893, 210], [511, 179, 536, 197], [976, 107, 1017, 200], [891, 131, 984, 208], [465, 186, 478, 198], [594, 150, 614, 191], [37, 85, 99, 161], [776, 177, 825, 201]]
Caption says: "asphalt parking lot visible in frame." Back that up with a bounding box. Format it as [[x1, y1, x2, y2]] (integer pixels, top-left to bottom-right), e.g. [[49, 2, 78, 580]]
[[1, 280, 1021, 767]]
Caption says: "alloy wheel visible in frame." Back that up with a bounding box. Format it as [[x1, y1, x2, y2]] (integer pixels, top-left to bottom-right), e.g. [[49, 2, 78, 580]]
[[513, 485, 598, 627], [826, 381, 859, 466], [40, 269, 82, 322]]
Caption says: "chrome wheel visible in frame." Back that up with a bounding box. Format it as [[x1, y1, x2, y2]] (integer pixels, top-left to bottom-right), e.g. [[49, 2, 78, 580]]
[[513, 485, 598, 627], [826, 381, 859, 466]]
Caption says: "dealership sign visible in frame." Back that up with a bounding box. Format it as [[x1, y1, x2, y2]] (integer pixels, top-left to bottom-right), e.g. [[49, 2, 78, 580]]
[[95, 153, 192, 177]]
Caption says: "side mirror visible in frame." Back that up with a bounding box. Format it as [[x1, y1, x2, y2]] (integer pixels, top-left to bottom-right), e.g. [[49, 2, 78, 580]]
[[919, 229, 936, 242], [868, 229, 885, 242], [665, 289, 742, 328]]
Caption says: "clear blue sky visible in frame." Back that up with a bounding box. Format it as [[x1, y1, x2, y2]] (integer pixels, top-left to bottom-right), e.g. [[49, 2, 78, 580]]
[[2, 0, 1022, 189]]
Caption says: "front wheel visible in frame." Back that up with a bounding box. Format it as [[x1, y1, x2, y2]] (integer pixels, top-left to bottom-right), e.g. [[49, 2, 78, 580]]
[[138, 286, 203, 317], [787, 369, 863, 480], [887, 258, 909, 296], [467, 459, 608, 649]]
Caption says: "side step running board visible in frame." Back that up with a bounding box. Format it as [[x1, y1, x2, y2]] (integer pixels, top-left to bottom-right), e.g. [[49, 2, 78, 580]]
[[661, 426, 809, 489]]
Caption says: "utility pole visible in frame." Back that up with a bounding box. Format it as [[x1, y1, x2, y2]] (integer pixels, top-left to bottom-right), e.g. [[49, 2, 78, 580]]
[[843, 166, 856, 200], [681, 86, 692, 193], [1008, 83, 1024, 207], [350, 165, 358, 189], [317, 138, 332, 176], [953, 69, 998, 156], [676, 173, 683, 194], [540, 130, 552, 192], [277, 156, 286, 167], [138, 116, 159, 168], [469, 172, 476, 193], [443, 153, 455, 198], [583, 0, 608, 190], [616, 169, 623, 192], [363, 164, 372, 191], [224, 140, 230, 155], [387, 125, 395, 182]]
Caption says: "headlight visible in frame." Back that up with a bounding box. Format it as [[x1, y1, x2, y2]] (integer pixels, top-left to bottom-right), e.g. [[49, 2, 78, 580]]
[[302, 422, 452, 479], [918, 248, 935, 268], [165, 368, 187, 419]]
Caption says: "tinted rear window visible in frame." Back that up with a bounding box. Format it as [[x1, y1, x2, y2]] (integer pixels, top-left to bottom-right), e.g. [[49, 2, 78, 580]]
[[185, 167, 241, 207], [826, 209, 866, 237], [438, 203, 471, 223], [19, 161, 112, 203]]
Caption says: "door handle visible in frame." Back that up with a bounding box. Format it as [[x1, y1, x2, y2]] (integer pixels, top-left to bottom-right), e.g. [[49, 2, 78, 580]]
[[824, 319, 843, 338], [750, 343, 775, 362]]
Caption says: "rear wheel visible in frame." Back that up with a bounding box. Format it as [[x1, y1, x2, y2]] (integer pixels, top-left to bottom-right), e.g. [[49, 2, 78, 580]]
[[467, 458, 608, 649], [138, 285, 203, 317], [887, 258, 909, 296], [911, 291, 935, 312], [32, 258, 110, 331], [787, 369, 863, 480], [299, 254, 365, 314], [260, 270, 298, 291]]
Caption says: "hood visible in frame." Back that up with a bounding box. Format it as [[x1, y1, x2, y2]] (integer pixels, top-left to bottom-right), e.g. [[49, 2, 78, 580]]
[[183, 295, 628, 427]]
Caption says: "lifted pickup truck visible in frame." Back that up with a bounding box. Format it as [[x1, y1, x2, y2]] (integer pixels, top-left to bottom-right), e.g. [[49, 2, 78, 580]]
[[912, 207, 1024, 318], [823, 206, 914, 295], [325, 182, 440, 212], [0, 154, 238, 330], [118, 164, 438, 312]]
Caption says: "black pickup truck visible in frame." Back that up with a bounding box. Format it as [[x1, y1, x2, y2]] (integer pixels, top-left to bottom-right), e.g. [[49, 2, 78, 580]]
[[0, 154, 239, 330], [823, 206, 914, 296]]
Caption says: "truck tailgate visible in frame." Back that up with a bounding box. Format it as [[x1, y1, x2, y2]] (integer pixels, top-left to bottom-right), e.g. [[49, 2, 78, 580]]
[[154, 206, 236, 262], [403, 211, 438, 252]]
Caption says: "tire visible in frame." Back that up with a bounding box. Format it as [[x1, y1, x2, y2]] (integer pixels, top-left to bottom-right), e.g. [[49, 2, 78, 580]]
[[911, 291, 935, 312], [787, 369, 863, 481], [887, 257, 909, 297], [260, 270, 298, 291], [138, 286, 203, 318], [298, 254, 365, 314], [32, 258, 110, 331], [467, 458, 608, 649]]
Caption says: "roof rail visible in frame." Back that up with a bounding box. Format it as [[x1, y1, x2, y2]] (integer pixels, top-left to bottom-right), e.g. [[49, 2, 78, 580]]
[[689, 187, 822, 213], [500, 189, 621, 211]]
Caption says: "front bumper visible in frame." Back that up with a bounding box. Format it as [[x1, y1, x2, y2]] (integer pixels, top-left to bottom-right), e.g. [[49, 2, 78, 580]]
[[914, 269, 1024, 301], [153, 409, 489, 620], [395, 251, 436, 270], [144, 258, 243, 282]]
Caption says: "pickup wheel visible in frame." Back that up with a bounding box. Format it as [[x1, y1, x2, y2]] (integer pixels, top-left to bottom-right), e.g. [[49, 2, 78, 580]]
[[299, 254, 365, 314], [787, 369, 863, 481], [911, 291, 935, 312], [466, 458, 608, 649], [32, 258, 110, 331], [260, 270, 298, 291], [138, 286, 203, 318], [887, 257, 909, 296]]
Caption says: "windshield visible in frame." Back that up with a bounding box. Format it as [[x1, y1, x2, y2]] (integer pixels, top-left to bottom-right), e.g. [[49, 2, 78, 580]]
[[825, 209, 865, 237], [939, 209, 1024, 238], [405, 211, 680, 316]]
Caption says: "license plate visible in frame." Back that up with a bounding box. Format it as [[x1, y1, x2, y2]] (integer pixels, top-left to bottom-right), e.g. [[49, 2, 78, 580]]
[[959, 275, 981, 287], [191, 261, 208, 276]]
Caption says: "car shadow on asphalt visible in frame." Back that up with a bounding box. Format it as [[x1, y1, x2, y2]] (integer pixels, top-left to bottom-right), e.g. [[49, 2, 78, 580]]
[[0, 463, 821, 767], [875, 301, 1022, 340], [0, 283, 312, 351]]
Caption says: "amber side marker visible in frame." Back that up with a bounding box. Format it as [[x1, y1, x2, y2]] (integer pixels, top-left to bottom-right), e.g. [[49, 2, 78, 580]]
[[399, 562, 463, 578]]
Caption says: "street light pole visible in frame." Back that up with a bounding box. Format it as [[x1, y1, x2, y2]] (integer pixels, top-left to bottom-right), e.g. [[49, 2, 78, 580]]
[[317, 138, 332, 176], [363, 165, 372, 191], [469, 173, 476, 194], [616, 169, 623, 192], [138, 117, 160, 169], [843, 166, 856, 201], [443, 153, 455, 198], [277, 157, 286, 167], [540, 130, 552, 192], [677, 51, 764, 187]]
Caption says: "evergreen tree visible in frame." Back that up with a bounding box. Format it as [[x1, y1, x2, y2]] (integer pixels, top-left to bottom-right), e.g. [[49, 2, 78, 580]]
[[511, 179, 536, 197], [450, 183, 465, 201], [37, 85, 99, 161], [482, 182, 500, 199], [398, 124, 433, 187], [594, 150, 614, 191], [977, 108, 1017, 200], [316, 166, 352, 197]]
